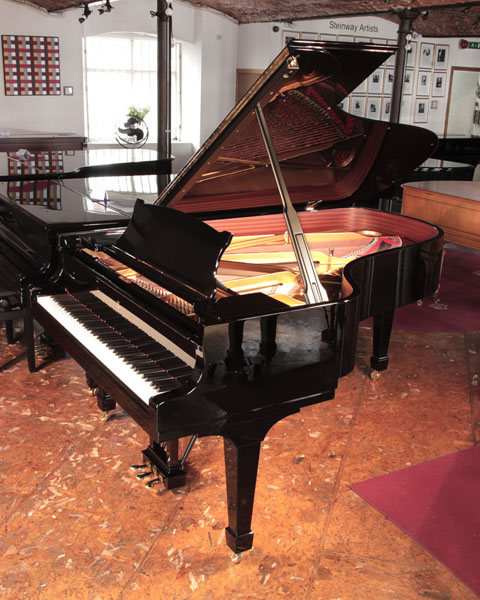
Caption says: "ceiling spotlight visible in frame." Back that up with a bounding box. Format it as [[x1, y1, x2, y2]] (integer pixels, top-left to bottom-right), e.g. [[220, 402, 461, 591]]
[[78, 2, 91, 23], [98, 0, 114, 15], [462, 6, 471, 14], [422, 9, 429, 20]]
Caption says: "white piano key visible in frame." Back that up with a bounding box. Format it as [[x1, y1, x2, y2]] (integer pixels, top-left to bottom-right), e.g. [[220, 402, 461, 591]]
[[37, 294, 168, 405]]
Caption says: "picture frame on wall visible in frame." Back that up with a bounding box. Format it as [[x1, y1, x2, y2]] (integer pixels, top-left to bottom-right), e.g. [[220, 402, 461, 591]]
[[338, 97, 350, 112], [403, 70, 414, 95], [419, 43, 434, 69], [386, 40, 396, 66], [300, 32, 318, 40], [432, 72, 446, 97], [406, 41, 417, 68], [367, 97, 381, 120], [282, 30, 299, 46], [352, 79, 367, 94], [416, 71, 432, 96], [434, 45, 449, 70], [384, 69, 394, 95], [350, 96, 366, 117], [382, 97, 392, 120], [368, 69, 384, 94], [414, 98, 429, 123]]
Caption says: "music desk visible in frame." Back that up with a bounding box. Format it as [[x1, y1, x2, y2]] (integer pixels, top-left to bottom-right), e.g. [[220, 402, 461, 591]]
[[402, 181, 480, 250]]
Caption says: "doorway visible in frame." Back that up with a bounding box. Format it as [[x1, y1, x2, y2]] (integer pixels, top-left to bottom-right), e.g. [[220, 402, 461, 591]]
[[444, 66, 480, 136]]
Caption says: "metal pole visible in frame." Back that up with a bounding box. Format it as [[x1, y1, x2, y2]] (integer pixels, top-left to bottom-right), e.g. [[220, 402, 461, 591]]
[[390, 9, 420, 124], [156, 0, 171, 192]]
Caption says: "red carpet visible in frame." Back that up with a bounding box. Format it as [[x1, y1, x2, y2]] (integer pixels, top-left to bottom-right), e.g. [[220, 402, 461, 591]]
[[351, 446, 480, 597], [369, 248, 480, 332]]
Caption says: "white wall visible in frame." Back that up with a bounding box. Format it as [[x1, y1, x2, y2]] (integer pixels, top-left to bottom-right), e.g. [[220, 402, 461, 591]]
[[0, 1, 84, 134], [1, 0, 479, 162], [0, 0, 237, 164]]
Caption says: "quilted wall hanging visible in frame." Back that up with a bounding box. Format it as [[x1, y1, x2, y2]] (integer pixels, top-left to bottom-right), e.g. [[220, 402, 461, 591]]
[[2, 35, 61, 96]]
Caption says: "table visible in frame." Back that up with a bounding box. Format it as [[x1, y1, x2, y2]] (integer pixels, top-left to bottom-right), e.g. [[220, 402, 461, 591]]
[[402, 180, 480, 250]]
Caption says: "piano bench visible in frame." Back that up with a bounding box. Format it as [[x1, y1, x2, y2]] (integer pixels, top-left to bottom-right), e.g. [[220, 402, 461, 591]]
[[0, 286, 35, 372], [0, 289, 24, 345]]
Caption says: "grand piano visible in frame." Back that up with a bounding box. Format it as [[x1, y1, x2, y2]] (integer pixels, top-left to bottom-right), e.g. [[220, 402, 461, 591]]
[[0, 40, 443, 555]]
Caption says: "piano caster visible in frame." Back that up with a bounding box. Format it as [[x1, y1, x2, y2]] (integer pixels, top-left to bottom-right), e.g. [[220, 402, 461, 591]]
[[231, 552, 243, 564]]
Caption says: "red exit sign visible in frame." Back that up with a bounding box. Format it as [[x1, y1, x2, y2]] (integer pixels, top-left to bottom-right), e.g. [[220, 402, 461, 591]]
[[459, 39, 480, 49]]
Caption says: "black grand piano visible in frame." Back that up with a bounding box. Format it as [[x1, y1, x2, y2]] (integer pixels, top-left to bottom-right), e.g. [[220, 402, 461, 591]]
[[0, 41, 443, 555]]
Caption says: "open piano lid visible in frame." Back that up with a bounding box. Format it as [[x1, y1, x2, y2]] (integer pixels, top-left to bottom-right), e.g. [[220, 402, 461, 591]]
[[157, 40, 438, 216]]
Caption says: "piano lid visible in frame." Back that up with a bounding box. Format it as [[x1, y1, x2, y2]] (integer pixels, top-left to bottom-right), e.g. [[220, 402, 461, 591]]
[[157, 40, 438, 216]]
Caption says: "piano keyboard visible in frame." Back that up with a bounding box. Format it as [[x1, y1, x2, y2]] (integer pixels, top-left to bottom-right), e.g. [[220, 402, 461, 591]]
[[37, 290, 196, 405]]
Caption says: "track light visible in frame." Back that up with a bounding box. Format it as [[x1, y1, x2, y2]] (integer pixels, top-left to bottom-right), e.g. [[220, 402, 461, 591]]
[[98, 0, 113, 15], [78, 2, 91, 23], [462, 6, 471, 14], [422, 9, 429, 20]]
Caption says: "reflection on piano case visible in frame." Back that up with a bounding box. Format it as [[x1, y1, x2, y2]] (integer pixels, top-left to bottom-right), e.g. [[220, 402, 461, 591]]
[[0, 40, 443, 555]]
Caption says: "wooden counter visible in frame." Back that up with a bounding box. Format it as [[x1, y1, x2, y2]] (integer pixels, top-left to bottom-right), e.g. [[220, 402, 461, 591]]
[[402, 180, 480, 250]]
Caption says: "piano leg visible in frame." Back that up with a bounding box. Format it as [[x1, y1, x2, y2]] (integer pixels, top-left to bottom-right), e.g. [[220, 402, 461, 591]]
[[370, 309, 394, 372], [24, 309, 36, 373], [224, 436, 261, 554]]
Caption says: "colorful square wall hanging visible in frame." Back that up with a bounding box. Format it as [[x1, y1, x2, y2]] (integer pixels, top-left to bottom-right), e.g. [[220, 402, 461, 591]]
[[2, 35, 61, 96], [7, 151, 63, 209]]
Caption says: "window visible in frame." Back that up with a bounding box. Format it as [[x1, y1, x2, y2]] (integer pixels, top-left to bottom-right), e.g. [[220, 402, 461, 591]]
[[85, 35, 181, 144]]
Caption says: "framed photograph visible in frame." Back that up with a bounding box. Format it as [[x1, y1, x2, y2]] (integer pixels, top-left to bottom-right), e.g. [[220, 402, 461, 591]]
[[435, 45, 449, 70], [350, 96, 366, 117], [338, 35, 354, 42], [367, 97, 381, 120], [63, 86, 73, 96], [300, 32, 318, 40], [406, 41, 417, 68], [416, 71, 432, 96], [352, 79, 367, 94], [338, 97, 350, 112], [419, 43, 434, 69], [432, 72, 446, 97], [386, 40, 396, 66], [414, 98, 429, 123], [384, 69, 395, 95], [381, 97, 392, 120], [282, 30, 299, 46], [368, 69, 384, 94], [403, 70, 414, 95]]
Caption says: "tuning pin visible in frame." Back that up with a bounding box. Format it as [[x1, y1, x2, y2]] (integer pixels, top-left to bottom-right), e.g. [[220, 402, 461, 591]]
[[146, 477, 162, 488], [136, 470, 153, 480]]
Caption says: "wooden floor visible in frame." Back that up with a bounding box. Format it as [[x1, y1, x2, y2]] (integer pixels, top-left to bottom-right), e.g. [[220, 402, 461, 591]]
[[0, 322, 478, 600]]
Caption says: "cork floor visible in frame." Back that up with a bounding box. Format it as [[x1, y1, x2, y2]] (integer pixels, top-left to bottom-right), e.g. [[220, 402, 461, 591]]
[[0, 322, 478, 600]]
